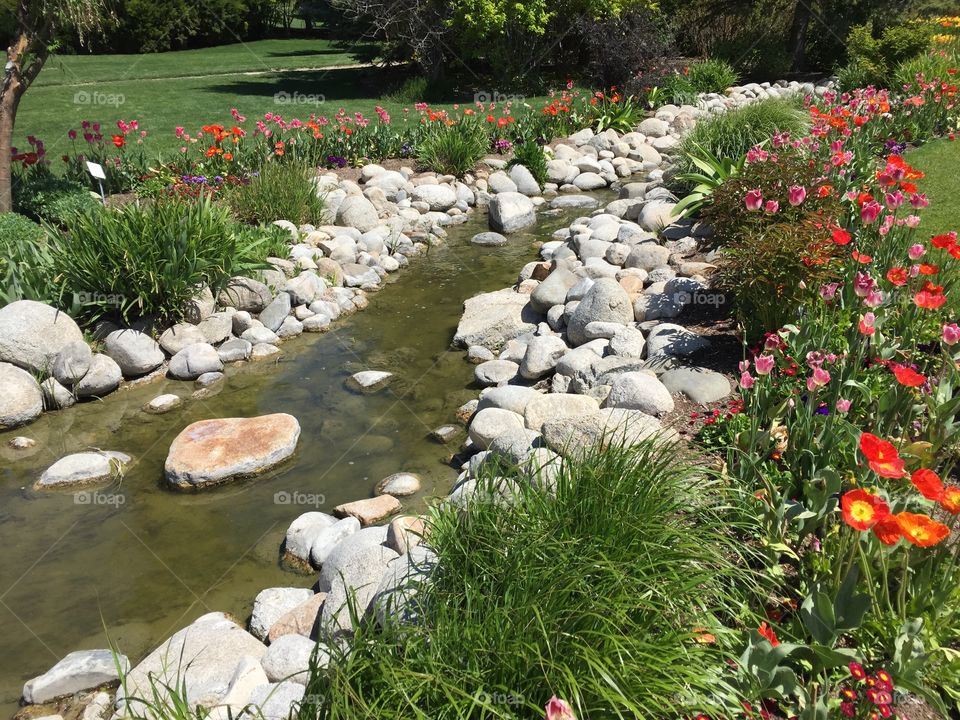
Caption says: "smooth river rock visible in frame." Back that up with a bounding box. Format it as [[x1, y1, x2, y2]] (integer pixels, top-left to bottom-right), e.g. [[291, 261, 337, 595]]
[[453, 288, 541, 351], [0, 362, 43, 430], [118, 612, 266, 715], [23, 649, 129, 704], [104, 329, 165, 377], [164, 414, 301, 489], [35, 451, 129, 490], [0, 300, 84, 373]]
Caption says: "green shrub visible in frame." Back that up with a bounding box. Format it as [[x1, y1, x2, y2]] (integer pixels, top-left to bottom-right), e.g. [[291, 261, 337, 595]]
[[50, 197, 273, 325], [676, 98, 808, 179], [380, 75, 430, 105], [12, 167, 100, 225], [838, 21, 932, 90], [303, 442, 761, 720], [0, 213, 54, 305], [687, 58, 739, 93], [895, 45, 960, 89], [416, 119, 489, 177], [224, 161, 326, 227], [590, 93, 646, 133], [507, 140, 547, 189], [661, 72, 700, 106], [706, 152, 844, 340]]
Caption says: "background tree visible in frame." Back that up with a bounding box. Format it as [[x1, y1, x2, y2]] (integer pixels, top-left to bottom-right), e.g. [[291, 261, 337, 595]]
[[1, 0, 111, 212]]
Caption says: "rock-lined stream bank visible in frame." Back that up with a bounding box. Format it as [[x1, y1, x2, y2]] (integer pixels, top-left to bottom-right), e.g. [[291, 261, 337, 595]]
[[0, 208, 587, 716]]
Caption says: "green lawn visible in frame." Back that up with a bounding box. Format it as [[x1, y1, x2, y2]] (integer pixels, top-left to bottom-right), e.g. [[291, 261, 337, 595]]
[[908, 138, 960, 237], [14, 39, 550, 163]]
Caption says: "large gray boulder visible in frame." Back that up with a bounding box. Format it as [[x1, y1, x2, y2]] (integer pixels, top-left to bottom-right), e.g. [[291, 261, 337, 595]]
[[118, 613, 267, 714], [104, 329, 165, 377], [529, 267, 578, 314], [523, 393, 600, 433], [336, 195, 380, 232], [519, 335, 568, 380], [606, 372, 675, 416], [660, 366, 731, 404], [565, 278, 633, 347], [489, 192, 536, 233], [218, 277, 273, 312], [259, 293, 292, 332], [0, 300, 84, 373], [159, 323, 206, 355], [453, 288, 541, 351], [261, 635, 323, 685], [51, 341, 92, 386], [508, 164, 541, 195], [646, 323, 711, 358], [74, 353, 122, 398], [0, 362, 43, 430], [250, 587, 315, 641], [23, 649, 129, 704], [168, 343, 224, 381], [411, 184, 457, 211], [318, 541, 398, 636], [468, 407, 527, 450]]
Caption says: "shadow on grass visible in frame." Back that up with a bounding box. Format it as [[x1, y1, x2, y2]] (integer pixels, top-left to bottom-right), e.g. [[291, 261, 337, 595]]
[[203, 66, 477, 105]]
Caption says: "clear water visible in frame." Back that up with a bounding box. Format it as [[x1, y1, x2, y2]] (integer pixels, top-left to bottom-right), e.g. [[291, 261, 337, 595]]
[[0, 206, 585, 713]]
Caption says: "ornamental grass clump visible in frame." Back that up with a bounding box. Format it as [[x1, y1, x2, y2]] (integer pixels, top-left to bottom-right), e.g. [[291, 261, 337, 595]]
[[224, 159, 326, 227], [302, 442, 762, 720], [50, 197, 274, 325], [416, 116, 489, 176], [675, 97, 809, 178]]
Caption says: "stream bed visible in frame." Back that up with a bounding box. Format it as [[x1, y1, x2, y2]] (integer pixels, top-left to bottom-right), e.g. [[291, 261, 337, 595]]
[[0, 206, 586, 714]]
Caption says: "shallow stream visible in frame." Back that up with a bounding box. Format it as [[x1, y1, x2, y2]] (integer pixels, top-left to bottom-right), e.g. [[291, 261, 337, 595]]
[[0, 205, 589, 714]]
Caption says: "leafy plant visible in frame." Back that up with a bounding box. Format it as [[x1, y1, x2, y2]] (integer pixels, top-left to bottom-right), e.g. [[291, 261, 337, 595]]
[[12, 164, 99, 225], [416, 118, 488, 176], [305, 441, 763, 720], [506, 139, 547, 189], [49, 197, 273, 325], [687, 58, 740, 93], [672, 142, 748, 219], [224, 160, 326, 227], [590, 91, 645, 133], [0, 212, 55, 305]]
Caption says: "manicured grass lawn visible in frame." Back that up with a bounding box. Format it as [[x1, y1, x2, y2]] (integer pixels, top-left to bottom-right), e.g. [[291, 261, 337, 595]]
[[907, 137, 960, 237], [14, 39, 551, 163]]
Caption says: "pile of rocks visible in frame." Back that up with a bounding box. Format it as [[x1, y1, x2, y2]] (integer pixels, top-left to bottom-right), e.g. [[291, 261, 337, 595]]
[[15, 77, 835, 720]]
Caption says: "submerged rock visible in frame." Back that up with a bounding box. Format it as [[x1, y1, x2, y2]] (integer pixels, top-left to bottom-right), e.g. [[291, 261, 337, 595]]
[[35, 451, 129, 490]]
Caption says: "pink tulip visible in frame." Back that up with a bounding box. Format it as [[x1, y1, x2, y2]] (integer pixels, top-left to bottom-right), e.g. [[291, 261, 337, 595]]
[[545, 697, 577, 720], [861, 201, 882, 224], [819, 283, 840, 301], [788, 185, 806, 206], [745, 189, 763, 211], [859, 312, 876, 336], [884, 191, 904, 209], [904, 215, 921, 228], [764, 200, 780, 214], [910, 193, 929, 209], [806, 367, 831, 392], [740, 372, 756, 389], [738, 360, 751, 373], [836, 398, 852, 413], [755, 354, 775, 375], [863, 289, 883, 308], [943, 323, 960, 345], [853, 272, 874, 298], [908, 244, 926, 260]]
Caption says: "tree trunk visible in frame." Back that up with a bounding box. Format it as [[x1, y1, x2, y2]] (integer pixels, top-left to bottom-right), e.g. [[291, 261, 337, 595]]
[[0, 90, 21, 213], [788, 0, 813, 73], [0, 30, 46, 213]]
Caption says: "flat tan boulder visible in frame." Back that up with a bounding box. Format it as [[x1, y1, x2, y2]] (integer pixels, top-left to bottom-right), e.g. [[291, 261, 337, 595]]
[[164, 413, 300, 489], [334, 494, 401, 525]]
